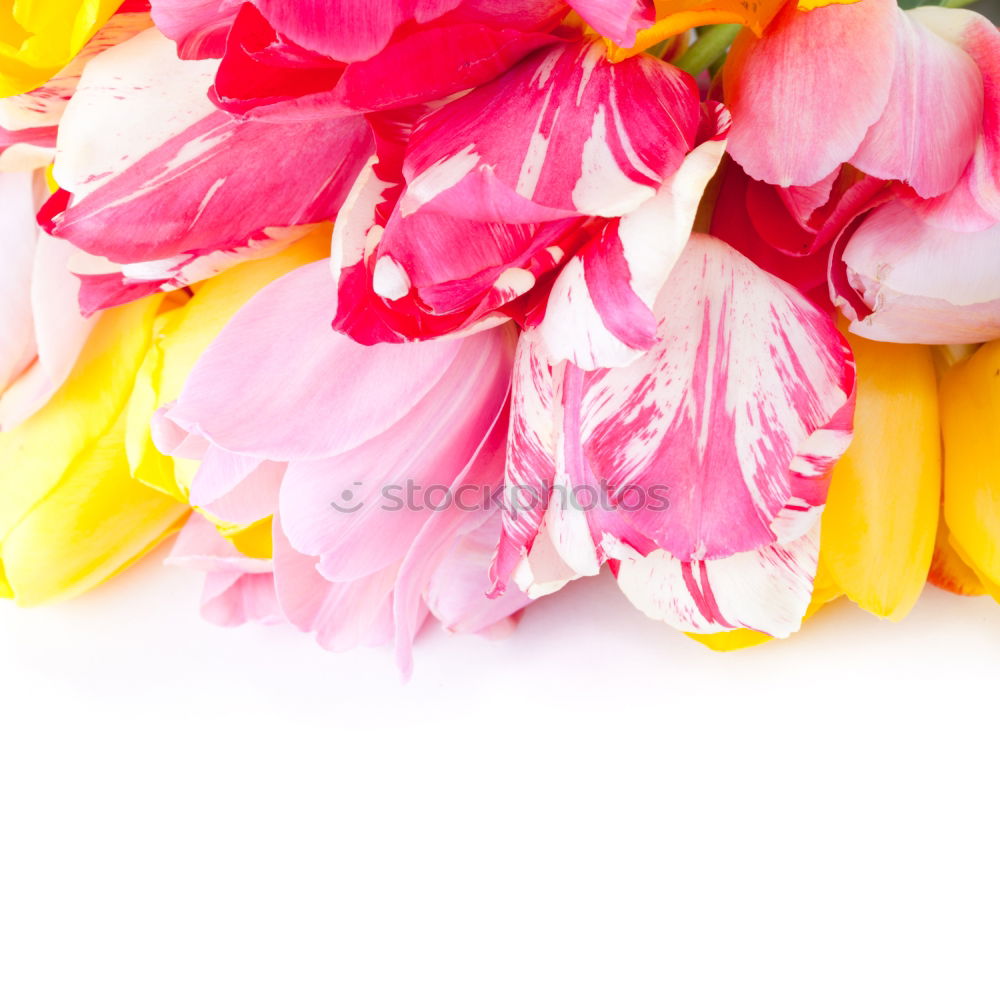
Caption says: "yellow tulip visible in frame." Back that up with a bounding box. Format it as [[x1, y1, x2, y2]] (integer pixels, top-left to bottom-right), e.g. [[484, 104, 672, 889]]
[[819, 333, 940, 620], [939, 340, 1000, 599], [0, 0, 121, 97], [928, 510, 987, 598], [0, 295, 187, 605]]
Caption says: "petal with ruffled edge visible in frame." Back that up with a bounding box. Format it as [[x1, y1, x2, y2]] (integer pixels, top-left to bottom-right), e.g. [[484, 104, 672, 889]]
[[836, 200, 1000, 345]]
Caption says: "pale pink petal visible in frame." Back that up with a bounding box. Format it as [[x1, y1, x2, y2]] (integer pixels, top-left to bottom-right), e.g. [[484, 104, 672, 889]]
[[277, 328, 514, 582], [567, 0, 654, 47], [201, 571, 284, 629], [851, 10, 981, 199], [724, 0, 898, 186], [836, 199, 1000, 344], [168, 260, 473, 459], [272, 519, 398, 653], [150, 0, 238, 58], [535, 105, 730, 369], [402, 38, 700, 222], [167, 513, 271, 576], [613, 526, 820, 637], [910, 7, 1000, 228]]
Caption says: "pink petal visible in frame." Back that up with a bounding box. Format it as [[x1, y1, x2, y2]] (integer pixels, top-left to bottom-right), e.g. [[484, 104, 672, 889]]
[[168, 260, 476, 459], [149, 0, 238, 58], [613, 526, 820, 637], [277, 328, 514, 582], [836, 199, 1000, 344], [724, 0, 898, 186], [566, 0, 655, 47], [402, 38, 700, 222], [250, 0, 463, 62], [851, 10, 982, 199]]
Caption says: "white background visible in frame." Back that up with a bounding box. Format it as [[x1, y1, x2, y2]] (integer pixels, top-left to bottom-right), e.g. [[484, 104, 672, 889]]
[[1, 552, 999, 999]]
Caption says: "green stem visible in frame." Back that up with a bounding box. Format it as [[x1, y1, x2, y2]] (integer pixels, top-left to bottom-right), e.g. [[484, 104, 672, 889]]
[[673, 24, 741, 76], [939, 0, 979, 8]]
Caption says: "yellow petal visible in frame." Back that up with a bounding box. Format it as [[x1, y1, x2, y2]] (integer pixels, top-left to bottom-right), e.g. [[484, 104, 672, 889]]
[[126, 226, 333, 502], [0, 0, 121, 96], [0, 293, 189, 604], [928, 514, 987, 598], [819, 333, 940, 620], [939, 340, 1000, 597], [218, 516, 274, 560], [0, 294, 162, 542], [1, 411, 186, 605]]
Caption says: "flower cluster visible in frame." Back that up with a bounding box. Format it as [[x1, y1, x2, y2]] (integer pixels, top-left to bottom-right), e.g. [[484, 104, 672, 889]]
[[1, 0, 998, 668]]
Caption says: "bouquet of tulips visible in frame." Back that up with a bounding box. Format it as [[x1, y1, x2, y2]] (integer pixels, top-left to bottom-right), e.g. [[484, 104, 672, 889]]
[[1, 0, 997, 669]]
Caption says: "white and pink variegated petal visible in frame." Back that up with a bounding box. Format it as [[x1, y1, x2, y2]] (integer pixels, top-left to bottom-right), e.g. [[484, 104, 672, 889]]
[[150, 0, 239, 59], [52, 30, 371, 266], [0, 231, 96, 429], [170, 261, 467, 460], [272, 519, 399, 654], [329, 155, 383, 311], [71, 226, 316, 315], [536, 122, 729, 369], [911, 7, 1000, 225], [0, 171, 39, 396], [614, 525, 820, 637], [567, 0, 654, 47], [580, 234, 855, 562], [724, 0, 898, 187], [403, 39, 700, 222], [252, 0, 463, 63], [838, 200, 1000, 343], [166, 513, 272, 577], [0, 133, 56, 171], [851, 11, 981, 199], [278, 328, 515, 584], [492, 330, 559, 590]]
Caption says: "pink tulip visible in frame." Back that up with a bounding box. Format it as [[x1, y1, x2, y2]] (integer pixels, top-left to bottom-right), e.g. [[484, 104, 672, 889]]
[[157, 258, 528, 671]]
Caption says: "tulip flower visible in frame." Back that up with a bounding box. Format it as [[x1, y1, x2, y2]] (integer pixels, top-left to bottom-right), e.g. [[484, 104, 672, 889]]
[[156, 257, 528, 669], [492, 233, 855, 638], [0, 0, 122, 97], [332, 37, 717, 346], [819, 333, 940, 620], [44, 28, 372, 313], [0, 294, 187, 605], [939, 340, 1000, 601], [724, 0, 988, 198]]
